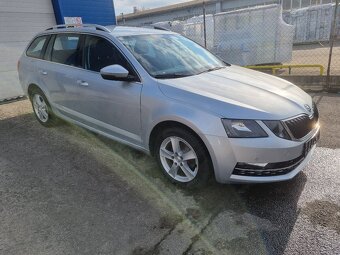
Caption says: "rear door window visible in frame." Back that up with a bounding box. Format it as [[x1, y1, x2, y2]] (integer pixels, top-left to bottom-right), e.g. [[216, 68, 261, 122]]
[[26, 36, 49, 59], [51, 34, 82, 67]]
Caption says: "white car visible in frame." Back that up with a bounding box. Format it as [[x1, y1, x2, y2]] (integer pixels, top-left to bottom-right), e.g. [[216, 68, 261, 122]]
[[18, 24, 320, 187]]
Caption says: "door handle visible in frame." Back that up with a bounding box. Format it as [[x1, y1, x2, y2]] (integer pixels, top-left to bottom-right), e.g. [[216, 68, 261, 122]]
[[77, 80, 89, 87], [40, 70, 47, 75]]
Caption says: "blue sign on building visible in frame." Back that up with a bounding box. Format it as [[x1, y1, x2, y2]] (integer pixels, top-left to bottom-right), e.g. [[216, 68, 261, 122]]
[[51, 0, 116, 25]]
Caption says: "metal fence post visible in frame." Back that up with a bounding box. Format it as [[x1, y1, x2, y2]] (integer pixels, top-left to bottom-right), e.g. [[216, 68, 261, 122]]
[[326, 0, 339, 91], [203, 0, 207, 48]]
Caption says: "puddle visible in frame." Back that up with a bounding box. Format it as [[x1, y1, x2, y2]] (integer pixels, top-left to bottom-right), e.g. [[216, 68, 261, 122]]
[[303, 200, 340, 234]]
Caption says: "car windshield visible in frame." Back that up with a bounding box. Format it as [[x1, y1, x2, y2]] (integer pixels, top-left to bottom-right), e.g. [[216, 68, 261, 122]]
[[117, 34, 227, 79]]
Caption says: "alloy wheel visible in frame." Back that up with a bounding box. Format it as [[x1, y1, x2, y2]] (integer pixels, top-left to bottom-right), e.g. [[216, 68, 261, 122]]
[[159, 136, 199, 183], [32, 94, 49, 123]]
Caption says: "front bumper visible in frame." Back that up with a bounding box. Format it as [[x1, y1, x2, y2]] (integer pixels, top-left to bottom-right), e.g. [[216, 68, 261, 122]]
[[205, 127, 319, 184]]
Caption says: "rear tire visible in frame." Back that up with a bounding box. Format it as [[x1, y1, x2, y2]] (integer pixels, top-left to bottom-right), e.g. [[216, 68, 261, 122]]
[[154, 127, 212, 188], [29, 87, 58, 127]]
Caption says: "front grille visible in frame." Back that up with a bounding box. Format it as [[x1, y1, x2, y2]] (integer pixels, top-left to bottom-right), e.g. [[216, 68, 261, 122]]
[[233, 155, 304, 177], [284, 103, 319, 140]]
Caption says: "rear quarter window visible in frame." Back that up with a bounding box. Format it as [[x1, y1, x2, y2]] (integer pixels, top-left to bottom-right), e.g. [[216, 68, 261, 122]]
[[26, 36, 49, 59]]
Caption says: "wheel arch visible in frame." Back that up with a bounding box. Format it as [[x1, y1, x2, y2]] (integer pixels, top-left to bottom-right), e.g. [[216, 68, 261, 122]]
[[27, 83, 52, 103], [27, 83, 41, 98], [148, 120, 215, 177]]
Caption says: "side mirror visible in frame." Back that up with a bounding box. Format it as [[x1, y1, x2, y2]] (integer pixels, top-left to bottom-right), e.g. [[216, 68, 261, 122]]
[[100, 65, 136, 82]]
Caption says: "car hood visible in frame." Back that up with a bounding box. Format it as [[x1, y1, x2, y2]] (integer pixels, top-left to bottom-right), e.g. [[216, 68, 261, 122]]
[[157, 65, 313, 120]]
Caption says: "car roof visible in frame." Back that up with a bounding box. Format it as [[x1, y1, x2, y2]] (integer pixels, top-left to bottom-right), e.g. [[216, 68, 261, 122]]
[[41, 25, 175, 37], [108, 26, 175, 36]]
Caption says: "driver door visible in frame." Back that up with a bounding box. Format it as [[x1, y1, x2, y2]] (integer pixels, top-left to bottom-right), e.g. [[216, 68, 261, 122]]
[[71, 35, 142, 145]]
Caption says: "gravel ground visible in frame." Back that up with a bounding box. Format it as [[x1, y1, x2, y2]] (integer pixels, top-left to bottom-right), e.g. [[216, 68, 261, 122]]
[[0, 94, 339, 255]]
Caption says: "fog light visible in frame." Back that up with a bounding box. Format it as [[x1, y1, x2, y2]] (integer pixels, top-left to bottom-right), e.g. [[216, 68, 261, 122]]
[[247, 163, 268, 168], [236, 162, 269, 170]]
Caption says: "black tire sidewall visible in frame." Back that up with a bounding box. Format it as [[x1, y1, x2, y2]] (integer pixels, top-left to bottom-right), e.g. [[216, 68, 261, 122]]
[[154, 127, 212, 188]]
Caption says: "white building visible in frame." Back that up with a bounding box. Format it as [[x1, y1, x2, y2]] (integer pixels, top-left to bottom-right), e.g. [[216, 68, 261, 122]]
[[0, 0, 56, 100], [0, 0, 116, 101], [117, 0, 337, 26]]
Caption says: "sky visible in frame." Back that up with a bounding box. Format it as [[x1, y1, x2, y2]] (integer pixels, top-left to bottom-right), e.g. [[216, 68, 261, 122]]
[[114, 0, 192, 15]]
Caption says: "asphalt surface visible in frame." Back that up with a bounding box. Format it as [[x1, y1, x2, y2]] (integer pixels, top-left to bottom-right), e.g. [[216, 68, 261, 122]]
[[0, 93, 340, 255]]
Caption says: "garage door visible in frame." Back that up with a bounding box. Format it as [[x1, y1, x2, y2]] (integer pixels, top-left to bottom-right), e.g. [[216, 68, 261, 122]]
[[0, 0, 56, 101]]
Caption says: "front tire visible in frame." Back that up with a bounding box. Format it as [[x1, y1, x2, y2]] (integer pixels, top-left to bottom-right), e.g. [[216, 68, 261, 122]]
[[29, 87, 57, 127], [154, 127, 212, 188]]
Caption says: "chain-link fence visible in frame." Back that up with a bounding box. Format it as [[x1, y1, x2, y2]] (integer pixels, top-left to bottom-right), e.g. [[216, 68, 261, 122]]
[[121, 1, 340, 89]]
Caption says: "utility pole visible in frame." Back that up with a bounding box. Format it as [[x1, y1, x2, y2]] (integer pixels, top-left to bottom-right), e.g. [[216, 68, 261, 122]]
[[121, 13, 125, 25], [326, 0, 339, 91], [203, 0, 207, 48]]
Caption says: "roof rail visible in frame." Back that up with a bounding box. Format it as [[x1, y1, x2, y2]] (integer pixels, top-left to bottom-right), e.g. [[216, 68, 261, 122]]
[[143, 25, 170, 31], [153, 26, 170, 31], [45, 24, 112, 32]]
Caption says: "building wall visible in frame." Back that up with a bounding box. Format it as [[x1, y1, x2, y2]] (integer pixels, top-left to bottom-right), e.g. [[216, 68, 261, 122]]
[[118, 0, 338, 26], [0, 0, 56, 100], [119, 0, 280, 25], [0, 0, 117, 101], [52, 0, 116, 25]]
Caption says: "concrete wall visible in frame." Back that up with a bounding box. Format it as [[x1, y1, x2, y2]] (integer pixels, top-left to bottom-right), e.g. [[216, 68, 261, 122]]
[[283, 4, 340, 43]]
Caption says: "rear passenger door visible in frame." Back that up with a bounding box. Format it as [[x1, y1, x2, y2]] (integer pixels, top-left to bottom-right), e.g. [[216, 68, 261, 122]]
[[37, 33, 84, 113], [72, 34, 142, 145]]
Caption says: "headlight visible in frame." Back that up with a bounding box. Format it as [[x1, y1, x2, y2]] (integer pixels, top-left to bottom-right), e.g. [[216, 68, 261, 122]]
[[222, 119, 268, 138], [263, 120, 291, 140]]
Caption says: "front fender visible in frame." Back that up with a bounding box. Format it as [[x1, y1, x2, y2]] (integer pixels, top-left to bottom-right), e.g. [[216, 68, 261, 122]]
[[141, 94, 229, 182]]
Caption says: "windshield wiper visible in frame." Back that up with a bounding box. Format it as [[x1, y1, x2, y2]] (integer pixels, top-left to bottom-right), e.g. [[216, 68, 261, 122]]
[[153, 73, 192, 79], [154, 66, 226, 79], [198, 66, 226, 75]]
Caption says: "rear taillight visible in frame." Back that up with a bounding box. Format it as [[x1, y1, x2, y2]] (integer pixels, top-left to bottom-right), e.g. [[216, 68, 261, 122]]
[[17, 60, 20, 72]]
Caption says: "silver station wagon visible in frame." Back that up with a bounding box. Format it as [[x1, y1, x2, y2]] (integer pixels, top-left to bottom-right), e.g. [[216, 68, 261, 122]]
[[18, 24, 320, 187]]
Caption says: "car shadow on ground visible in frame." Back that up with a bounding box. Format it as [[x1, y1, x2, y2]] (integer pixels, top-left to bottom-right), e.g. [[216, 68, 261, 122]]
[[0, 113, 307, 255]]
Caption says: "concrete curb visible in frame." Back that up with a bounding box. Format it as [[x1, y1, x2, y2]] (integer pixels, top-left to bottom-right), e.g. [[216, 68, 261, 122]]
[[0, 95, 26, 105]]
